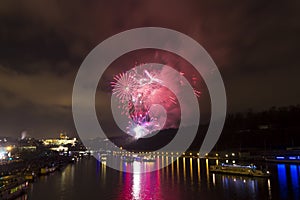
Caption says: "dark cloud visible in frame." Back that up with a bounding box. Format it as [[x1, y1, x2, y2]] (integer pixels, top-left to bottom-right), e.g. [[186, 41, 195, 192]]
[[0, 0, 299, 137]]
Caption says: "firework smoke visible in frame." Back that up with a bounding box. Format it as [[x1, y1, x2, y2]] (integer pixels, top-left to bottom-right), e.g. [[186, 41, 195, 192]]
[[111, 64, 199, 139]]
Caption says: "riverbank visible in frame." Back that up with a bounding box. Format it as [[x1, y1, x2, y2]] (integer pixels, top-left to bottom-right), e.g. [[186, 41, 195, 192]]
[[0, 153, 79, 199]]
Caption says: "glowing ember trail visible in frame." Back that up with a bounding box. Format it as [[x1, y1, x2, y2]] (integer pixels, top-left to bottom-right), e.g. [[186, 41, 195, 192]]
[[111, 65, 200, 139]]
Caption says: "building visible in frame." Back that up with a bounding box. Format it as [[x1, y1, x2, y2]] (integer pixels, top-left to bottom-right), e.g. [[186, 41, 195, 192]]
[[42, 133, 77, 147]]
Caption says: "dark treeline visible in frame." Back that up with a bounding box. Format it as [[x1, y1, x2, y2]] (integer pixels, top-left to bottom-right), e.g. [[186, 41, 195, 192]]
[[216, 105, 300, 150], [226, 105, 300, 131], [112, 105, 300, 152]]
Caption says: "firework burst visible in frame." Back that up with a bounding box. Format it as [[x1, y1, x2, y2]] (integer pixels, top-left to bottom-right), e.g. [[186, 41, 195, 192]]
[[111, 72, 137, 102], [111, 65, 200, 139]]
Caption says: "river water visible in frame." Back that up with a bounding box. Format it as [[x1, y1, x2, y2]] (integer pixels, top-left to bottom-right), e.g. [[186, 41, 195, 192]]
[[17, 156, 300, 200]]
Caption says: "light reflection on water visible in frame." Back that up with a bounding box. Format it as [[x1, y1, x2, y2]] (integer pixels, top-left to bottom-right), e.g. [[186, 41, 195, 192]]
[[276, 164, 300, 200], [119, 160, 162, 200], [197, 158, 201, 183], [278, 164, 288, 199], [290, 165, 299, 200], [21, 156, 300, 200]]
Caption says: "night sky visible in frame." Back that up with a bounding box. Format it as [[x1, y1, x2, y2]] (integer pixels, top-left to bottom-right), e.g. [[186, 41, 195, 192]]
[[0, 1, 299, 138]]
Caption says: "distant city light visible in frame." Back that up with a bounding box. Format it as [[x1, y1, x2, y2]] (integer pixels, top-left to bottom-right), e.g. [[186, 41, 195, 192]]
[[6, 146, 13, 151], [0, 151, 6, 160], [43, 134, 77, 146]]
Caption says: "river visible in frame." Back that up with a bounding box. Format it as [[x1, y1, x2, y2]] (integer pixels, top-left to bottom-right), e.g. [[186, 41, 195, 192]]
[[16, 156, 300, 200]]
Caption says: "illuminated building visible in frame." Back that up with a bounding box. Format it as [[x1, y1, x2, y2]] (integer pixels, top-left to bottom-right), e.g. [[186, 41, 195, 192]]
[[50, 146, 68, 152], [60, 133, 69, 139], [0, 146, 14, 160], [42, 133, 77, 147], [0, 147, 8, 159]]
